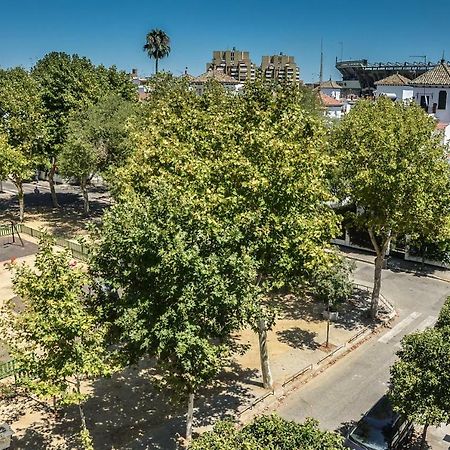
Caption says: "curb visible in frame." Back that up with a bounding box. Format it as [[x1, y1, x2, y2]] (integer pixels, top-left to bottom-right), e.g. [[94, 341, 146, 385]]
[[343, 253, 450, 285], [236, 307, 396, 424]]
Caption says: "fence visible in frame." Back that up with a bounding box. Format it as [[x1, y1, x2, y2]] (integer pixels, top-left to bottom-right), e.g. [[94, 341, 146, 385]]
[[17, 224, 90, 261], [0, 360, 15, 380]]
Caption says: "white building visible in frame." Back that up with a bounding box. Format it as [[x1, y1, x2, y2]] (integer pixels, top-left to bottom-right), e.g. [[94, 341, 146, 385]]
[[410, 60, 450, 124], [374, 73, 414, 102], [190, 69, 243, 95], [319, 92, 344, 119], [319, 80, 342, 100]]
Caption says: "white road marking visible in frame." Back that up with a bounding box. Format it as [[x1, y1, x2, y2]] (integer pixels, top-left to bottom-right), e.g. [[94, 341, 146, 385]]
[[378, 312, 422, 344], [416, 315, 437, 332], [393, 316, 437, 349]]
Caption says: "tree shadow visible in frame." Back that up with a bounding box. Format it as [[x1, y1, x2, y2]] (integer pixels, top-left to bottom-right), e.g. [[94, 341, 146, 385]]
[[7, 358, 261, 450], [276, 327, 320, 350], [332, 288, 373, 332], [268, 293, 323, 322], [0, 190, 109, 238]]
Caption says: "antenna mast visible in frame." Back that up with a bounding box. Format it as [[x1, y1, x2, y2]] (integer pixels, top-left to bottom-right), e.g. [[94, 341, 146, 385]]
[[319, 38, 324, 84]]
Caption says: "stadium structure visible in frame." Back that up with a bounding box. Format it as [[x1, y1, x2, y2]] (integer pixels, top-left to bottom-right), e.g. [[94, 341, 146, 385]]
[[336, 59, 447, 94]]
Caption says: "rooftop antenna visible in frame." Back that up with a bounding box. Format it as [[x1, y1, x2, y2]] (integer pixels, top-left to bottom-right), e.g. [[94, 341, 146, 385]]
[[319, 38, 324, 84], [442, 50, 446, 63], [409, 55, 427, 64]]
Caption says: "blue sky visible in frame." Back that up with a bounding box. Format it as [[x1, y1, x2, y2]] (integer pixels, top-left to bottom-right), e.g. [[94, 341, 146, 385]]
[[1, 0, 449, 82]]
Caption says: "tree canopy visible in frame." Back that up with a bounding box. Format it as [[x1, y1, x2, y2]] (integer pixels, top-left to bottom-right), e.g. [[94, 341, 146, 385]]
[[189, 415, 345, 450], [0, 67, 47, 220], [0, 236, 113, 449], [333, 97, 450, 316], [389, 328, 450, 447]]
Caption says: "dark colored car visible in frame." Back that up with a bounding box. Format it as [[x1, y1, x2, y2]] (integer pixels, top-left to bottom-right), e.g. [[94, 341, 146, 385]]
[[345, 395, 413, 450]]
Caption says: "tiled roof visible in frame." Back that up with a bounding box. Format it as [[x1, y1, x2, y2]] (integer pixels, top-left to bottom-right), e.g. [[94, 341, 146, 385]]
[[320, 79, 342, 89], [319, 92, 342, 107], [192, 70, 240, 84], [375, 73, 411, 86], [436, 122, 449, 131], [411, 61, 450, 86]]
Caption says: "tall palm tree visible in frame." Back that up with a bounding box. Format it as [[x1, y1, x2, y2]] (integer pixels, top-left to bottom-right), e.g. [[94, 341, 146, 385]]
[[143, 29, 171, 74]]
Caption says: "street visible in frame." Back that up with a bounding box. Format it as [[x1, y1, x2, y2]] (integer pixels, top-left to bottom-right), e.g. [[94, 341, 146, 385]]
[[276, 260, 450, 449]]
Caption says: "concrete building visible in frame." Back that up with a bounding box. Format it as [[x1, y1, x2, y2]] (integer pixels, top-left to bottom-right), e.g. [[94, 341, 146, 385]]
[[374, 73, 414, 102], [261, 54, 300, 83], [206, 49, 256, 82], [190, 69, 242, 95]]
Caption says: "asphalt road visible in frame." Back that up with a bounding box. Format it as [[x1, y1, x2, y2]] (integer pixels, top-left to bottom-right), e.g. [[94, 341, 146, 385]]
[[276, 260, 450, 449]]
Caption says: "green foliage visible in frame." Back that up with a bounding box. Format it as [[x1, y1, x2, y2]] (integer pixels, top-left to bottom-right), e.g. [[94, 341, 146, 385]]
[[59, 94, 135, 187], [435, 295, 450, 330], [189, 414, 345, 449], [389, 328, 450, 428], [312, 256, 354, 306], [333, 96, 450, 244], [0, 67, 47, 155], [94, 80, 338, 408], [32, 51, 135, 155], [0, 235, 113, 403], [143, 29, 171, 73], [0, 135, 34, 185]]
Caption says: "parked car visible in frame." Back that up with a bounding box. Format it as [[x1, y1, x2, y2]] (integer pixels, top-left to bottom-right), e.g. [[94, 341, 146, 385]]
[[345, 395, 413, 450]]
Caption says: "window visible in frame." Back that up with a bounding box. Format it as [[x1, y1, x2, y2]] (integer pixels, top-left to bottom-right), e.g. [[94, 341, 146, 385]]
[[438, 90, 447, 110]]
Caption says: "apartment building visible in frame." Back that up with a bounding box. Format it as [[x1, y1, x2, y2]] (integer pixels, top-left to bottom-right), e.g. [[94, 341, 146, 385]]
[[206, 48, 256, 82], [261, 53, 300, 83]]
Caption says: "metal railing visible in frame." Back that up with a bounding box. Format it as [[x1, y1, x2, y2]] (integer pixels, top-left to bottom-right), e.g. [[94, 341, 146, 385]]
[[17, 224, 90, 261], [0, 360, 15, 380]]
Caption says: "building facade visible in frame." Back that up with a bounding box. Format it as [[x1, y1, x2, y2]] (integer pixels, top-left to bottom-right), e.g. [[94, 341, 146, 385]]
[[190, 69, 243, 95], [206, 49, 256, 82], [374, 74, 414, 102], [261, 54, 300, 83]]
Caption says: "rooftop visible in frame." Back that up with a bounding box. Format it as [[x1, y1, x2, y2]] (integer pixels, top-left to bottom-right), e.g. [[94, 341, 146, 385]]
[[320, 79, 342, 89], [411, 61, 450, 86], [319, 92, 342, 107], [192, 69, 241, 84], [375, 73, 411, 86]]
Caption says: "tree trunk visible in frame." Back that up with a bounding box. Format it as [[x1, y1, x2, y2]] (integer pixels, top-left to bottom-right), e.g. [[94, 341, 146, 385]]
[[258, 318, 274, 390], [17, 182, 25, 222], [80, 178, 89, 215], [155, 58, 159, 74], [186, 392, 194, 443], [421, 423, 429, 450], [48, 157, 60, 208], [368, 228, 391, 319]]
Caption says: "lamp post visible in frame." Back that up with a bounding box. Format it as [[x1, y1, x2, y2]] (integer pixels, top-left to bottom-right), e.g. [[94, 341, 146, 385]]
[[325, 299, 331, 348]]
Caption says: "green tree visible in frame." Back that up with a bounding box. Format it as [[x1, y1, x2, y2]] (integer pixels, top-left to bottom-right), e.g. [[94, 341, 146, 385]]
[[108, 80, 339, 391], [0, 236, 113, 449], [92, 189, 260, 442], [32, 52, 135, 207], [190, 414, 345, 449], [389, 328, 450, 449], [435, 295, 450, 330], [333, 97, 450, 318], [59, 94, 135, 214], [0, 67, 47, 221], [143, 28, 171, 74]]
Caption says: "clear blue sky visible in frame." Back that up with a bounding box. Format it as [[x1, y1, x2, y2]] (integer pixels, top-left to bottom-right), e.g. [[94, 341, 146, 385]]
[[1, 0, 449, 82]]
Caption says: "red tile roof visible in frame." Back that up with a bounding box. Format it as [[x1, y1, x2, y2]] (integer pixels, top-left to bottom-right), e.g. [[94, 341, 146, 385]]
[[319, 92, 343, 107]]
